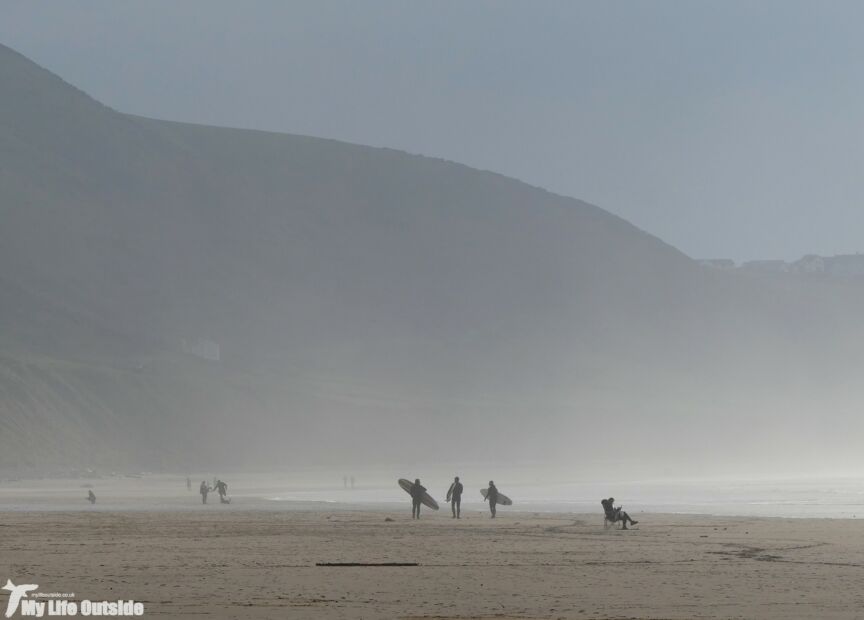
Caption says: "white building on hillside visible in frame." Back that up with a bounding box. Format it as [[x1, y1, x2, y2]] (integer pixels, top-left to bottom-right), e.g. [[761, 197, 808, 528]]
[[740, 259, 789, 274], [697, 259, 736, 270], [790, 254, 825, 274], [825, 254, 864, 276], [790, 253, 864, 276]]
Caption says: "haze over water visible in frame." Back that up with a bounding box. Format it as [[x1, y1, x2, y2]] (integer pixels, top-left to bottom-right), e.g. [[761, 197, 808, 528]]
[[4, 473, 863, 519]]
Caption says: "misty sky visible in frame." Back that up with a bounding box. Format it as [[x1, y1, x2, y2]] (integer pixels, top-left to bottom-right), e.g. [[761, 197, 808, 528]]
[[3, 0, 863, 262]]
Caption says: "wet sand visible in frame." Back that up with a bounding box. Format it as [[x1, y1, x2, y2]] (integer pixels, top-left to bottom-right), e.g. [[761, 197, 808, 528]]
[[2, 508, 863, 619]]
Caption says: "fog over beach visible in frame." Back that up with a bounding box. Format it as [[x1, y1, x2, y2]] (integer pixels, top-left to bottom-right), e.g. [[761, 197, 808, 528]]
[[4, 474, 864, 519], [3, 2, 864, 618]]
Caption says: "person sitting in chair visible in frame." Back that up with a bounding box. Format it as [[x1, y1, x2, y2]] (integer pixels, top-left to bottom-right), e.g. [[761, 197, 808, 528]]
[[601, 497, 638, 529]]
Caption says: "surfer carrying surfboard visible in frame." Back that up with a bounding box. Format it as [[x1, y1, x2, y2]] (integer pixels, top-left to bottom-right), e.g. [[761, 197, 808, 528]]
[[398, 478, 439, 515], [446, 476, 464, 519], [484, 481, 499, 518], [409, 479, 427, 519]]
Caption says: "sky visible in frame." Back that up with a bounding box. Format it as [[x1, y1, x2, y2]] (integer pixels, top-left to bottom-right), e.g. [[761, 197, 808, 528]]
[[3, 0, 863, 262]]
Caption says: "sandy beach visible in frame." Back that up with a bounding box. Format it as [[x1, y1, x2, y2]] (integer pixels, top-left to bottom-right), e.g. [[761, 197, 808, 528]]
[[2, 506, 864, 619]]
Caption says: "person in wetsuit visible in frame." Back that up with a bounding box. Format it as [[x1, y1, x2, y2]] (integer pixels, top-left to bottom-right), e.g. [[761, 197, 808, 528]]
[[410, 478, 426, 519], [199, 480, 211, 504], [484, 481, 499, 518], [446, 476, 464, 519], [214, 479, 230, 504], [87, 490, 96, 505]]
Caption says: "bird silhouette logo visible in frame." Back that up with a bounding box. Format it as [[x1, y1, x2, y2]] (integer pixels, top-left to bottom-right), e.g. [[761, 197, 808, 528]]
[[2, 580, 38, 618]]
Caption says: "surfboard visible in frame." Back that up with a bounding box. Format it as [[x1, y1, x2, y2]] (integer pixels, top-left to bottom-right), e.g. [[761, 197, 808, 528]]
[[481, 488, 513, 506], [398, 478, 439, 510]]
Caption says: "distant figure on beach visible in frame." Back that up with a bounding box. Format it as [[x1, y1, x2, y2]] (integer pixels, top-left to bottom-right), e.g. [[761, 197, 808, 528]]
[[446, 476, 463, 519], [200, 480, 211, 504], [601, 497, 638, 529], [350, 475, 355, 489], [410, 478, 427, 519], [484, 481, 499, 518], [87, 490, 96, 505], [214, 479, 230, 504], [343, 475, 348, 489], [186, 476, 191, 491]]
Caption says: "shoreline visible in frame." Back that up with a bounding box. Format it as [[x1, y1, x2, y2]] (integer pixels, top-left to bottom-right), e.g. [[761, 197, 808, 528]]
[[2, 505, 863, 521], [4, 473, 864, 519]]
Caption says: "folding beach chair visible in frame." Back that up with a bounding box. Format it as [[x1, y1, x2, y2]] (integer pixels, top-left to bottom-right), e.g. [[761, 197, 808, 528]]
[[602, 499, 625, 529]]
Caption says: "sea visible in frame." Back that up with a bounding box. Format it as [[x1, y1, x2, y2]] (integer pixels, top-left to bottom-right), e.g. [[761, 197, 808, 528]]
[[2, 472, 864, 518]]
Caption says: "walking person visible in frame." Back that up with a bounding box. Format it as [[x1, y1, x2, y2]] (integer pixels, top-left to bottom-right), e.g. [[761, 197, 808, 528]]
[[484, 480, 499, 518], [410, 478, 427, 519], [214, 479, 230, 504], [446, 476, 463, 519], [199, 480, 211, 504]]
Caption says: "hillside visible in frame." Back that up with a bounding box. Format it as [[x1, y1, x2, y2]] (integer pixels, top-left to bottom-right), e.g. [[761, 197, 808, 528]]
[[2, 42, 863, 476]]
